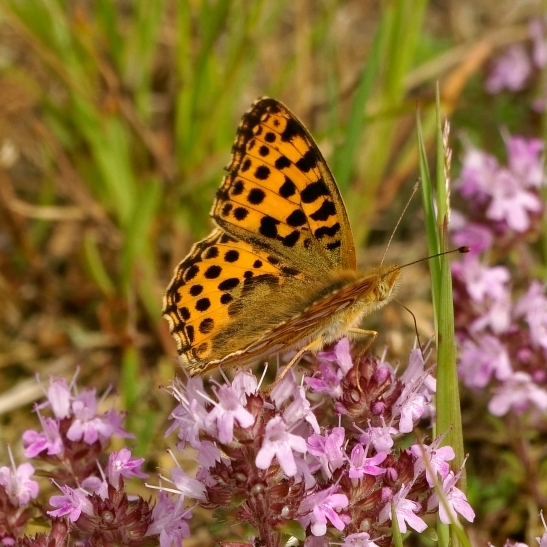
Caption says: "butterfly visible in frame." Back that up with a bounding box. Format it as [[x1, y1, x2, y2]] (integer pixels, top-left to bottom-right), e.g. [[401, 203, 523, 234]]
[[163, 97, 401, 377]]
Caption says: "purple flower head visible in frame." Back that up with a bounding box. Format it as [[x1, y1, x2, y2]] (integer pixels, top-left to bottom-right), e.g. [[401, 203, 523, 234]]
[[48, 484, 94, 521], [359, 422, 397, 454], [0, 457, 39, 507], [486, 168, 541, 232], [204, 383, 255, 444], [168, 467, 207, 501], [506, 135, 545, 189], [457, 147, 500, 201], [283, 385, 320, 433], [340, 532, 381, 547], [485, 44, 533, 93], [45, 376, 72, 419], [297, 485, 349, 536], [451, 217, 494, 255], [255, 416, 307, 477]]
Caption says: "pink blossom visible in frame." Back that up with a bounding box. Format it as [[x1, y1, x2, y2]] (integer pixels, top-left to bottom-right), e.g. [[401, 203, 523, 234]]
[[488, 372, 547, 415], [458, 335, 513, 389], [379, 485, 427, 533], [46, 377, 72, 419], [514, 281, 547, 350], [67, 389, 113, 445], [255, 416, 307, 477], [203, 384, 255, 444], [147, 492, 191, 547], [23, 414, 63, 457], [410, 443, 455, 487], [48, 485, 93, 521], [107, 448, 148, 489], [348, 443, 387, 479], [0, 461, 39, 506], [307, 427, 345, 479], [486, 44, 532, 93], [427, 471, 475, 524], [298, 486, 349, 536]]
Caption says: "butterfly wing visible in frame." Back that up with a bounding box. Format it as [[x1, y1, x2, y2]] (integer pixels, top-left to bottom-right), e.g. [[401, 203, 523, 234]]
[[212, 97, 356, 275], [163, 229, 311, 374]]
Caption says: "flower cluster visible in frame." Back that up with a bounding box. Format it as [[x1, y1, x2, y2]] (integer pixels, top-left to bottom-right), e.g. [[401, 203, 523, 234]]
[[485, 16, 547, 110], [451, 134, 547, 416], [0, 376, 160, 547], [159, 339, 474, 547]]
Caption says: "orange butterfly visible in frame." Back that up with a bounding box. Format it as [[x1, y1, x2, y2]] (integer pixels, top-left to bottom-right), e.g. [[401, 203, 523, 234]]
[[163, 98, 400, 376]]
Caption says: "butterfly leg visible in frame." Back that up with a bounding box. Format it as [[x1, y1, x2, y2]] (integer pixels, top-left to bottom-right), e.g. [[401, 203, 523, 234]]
[[267, 337, 324, 391]]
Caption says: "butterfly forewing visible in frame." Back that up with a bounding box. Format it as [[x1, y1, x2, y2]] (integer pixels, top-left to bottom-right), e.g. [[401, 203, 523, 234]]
[[212, 98, 356, 275]]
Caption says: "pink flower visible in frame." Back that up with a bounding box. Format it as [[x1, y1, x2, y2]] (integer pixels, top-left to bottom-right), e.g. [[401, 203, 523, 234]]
[[297, 486, 349, 536], [48, 485, 93, 521], [147, 492, 191, 547], [307, 427, 345, 479], [255, 416, 307, 477], [0, 461, 39, 506], [204, 384, 255, 444], [348, 443, 387, 479], [410, 443, 455, 487], [427, 471, 475, 524], [488, 372, 547, 415], [486, 44, 533, 93], [23, 414, 63, 457], [379, 485, 427, 533], [514, 281, 547, 350], [459, 335, 513, 388], [67, 389, 114, 445], [107, 448, 148, 489]]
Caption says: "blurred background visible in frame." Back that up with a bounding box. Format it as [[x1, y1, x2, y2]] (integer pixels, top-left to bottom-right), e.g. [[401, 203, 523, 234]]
[[0, 1, 544, 543]]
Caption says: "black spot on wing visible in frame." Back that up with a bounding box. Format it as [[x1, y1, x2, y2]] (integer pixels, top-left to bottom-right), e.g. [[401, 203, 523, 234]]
[[199, 318, 214, 334], [255, 165, 270, 180], [310, 199, 336, 221], [295, 150, 317, 172], [218, 278, 239, 291], [233, 207, 249, 221], [275, 155, 291, 169], [301, 179, 330, 203], [286, 209, 307, 227], [248, 188, 266, 205], [281, 117, 304, 142], [259, 216, 279, 239], [314, 223, 341, 239], [279, 177, 296, 198]]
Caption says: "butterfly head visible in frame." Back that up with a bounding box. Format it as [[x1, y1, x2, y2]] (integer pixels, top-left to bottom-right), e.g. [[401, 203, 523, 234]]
[[376, 265, 401, 302]]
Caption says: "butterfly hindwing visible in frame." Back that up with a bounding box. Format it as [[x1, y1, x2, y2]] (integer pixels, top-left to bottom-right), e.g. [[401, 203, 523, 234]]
[[212, 98, 356, 275], [163, 229, 310, 374]]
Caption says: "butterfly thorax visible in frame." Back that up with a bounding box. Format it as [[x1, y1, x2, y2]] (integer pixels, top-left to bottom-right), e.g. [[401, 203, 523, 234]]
[[296, 264, 402, 345]]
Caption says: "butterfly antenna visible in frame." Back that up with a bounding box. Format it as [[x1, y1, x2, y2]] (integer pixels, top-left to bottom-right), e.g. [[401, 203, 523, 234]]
[[380, 181, 420, 268], [394, 298, 425, 360]]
